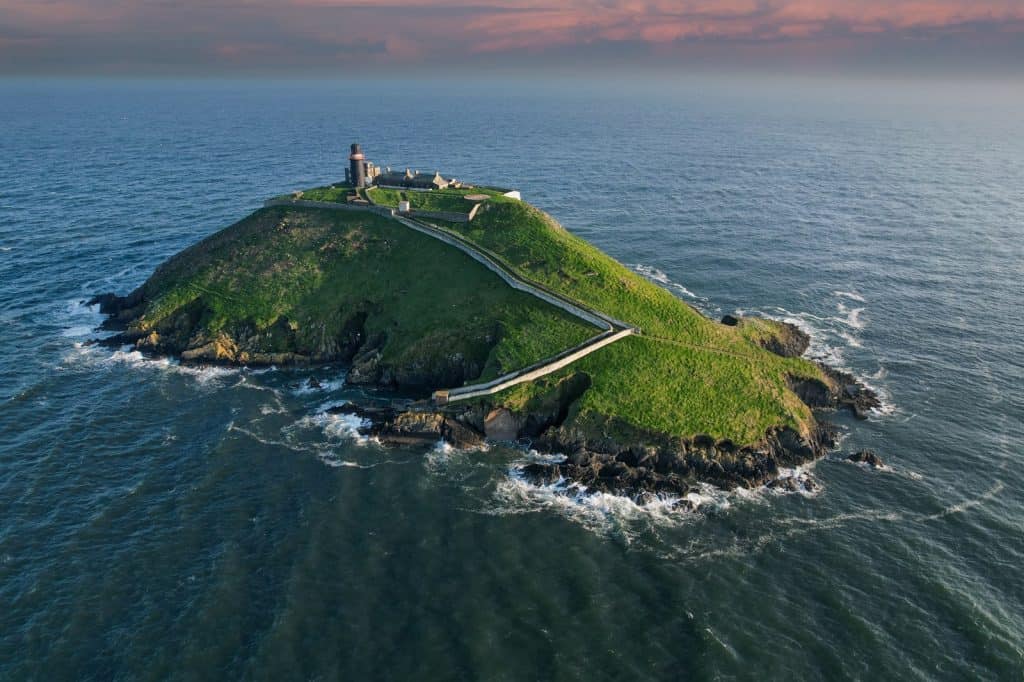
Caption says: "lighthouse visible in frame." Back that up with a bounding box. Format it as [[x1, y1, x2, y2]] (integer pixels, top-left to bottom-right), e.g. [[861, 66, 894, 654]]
[[348, 143, 366, 188]]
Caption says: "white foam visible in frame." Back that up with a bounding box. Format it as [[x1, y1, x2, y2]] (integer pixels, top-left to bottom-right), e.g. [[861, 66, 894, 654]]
[[837, 302, 866, 330], [492, 468, 693, 540], [772, 309, 849, 367], [765, 464, 824, 498], [833, 290, 867, 303], [59, 299, 107, 339], [64, 342, 240, 386], [924, 482, 1005, 520], [320, 457, 410, 469], [290, 410, 375, 446], [230, 423, 312, 453], [424, 437, 492, 471], [631, 263, 709, 302], [290, 376, 346, 395], [170, 362, 240, 384]]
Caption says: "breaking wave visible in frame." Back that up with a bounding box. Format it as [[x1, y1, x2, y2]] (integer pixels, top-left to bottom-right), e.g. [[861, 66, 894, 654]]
[[631, 264, 711, 305], [488, 452, 823, 539], [289, 409, 375, 446], [289, 376, 347, 395], [63, 342, 240, 386], [737, 290, 897, 417]]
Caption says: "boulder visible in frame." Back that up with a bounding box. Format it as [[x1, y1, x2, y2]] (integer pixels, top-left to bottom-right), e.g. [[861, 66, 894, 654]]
[[848, 450, 884, 468], [484, 408, 520, 441]]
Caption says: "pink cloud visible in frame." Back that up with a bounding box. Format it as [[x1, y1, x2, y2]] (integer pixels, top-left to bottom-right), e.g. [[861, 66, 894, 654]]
[[0, 0, 1022, 71]]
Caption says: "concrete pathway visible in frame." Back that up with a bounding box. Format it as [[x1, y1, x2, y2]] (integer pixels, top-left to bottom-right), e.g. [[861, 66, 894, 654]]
[[265, 198, 639, 404]]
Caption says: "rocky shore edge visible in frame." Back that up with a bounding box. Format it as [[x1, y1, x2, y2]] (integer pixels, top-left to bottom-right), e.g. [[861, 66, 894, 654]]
[[326, 318, 879, 501], [91, 291, 882, 501]]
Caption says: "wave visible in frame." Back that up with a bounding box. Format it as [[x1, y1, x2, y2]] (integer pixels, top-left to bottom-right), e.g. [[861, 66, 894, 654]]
[[488, 452, 823, 539], [234, 421, 403, 468], [923, 481, 1005, 521], [59, 298, 109, 340], [423, 437, 492, 473], [79, 263, 151, 297], [834, 290, 867, 303], [737, 306, 850, 368], [836, 302, 866, 330], [631, 264, 710, 303], [289, 410, 375, 446], [491, 468, 692, 541], [739, 291, 898, 417], [64, 342, 240, 385], [289, 376, 346, 395]]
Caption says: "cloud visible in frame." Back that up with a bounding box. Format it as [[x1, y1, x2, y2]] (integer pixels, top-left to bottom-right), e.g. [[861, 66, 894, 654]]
[[0, 0, 1022, 73]]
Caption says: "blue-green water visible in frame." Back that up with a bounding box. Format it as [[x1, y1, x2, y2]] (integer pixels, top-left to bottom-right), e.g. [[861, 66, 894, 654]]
[[1, 78, 1022, 679]]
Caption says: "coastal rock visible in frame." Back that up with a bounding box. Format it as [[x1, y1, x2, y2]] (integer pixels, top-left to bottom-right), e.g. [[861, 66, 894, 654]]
[[347, 347, 383, 385], [518, 422, 837, 499], [823, 366, 883, 419], [848, 450, 885, 468], [758, 321, 810, 358], [721, 314, 740, 326], [330, 404, 484, 449], [788, 366, 881, 419], [484, 408, 520, 441]]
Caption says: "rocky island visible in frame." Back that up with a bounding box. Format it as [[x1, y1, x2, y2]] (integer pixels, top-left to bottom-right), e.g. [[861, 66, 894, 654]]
[[93, 145, 879, 500]]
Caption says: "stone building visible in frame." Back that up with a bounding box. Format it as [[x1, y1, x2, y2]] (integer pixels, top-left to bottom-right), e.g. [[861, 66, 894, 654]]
[[375, 168, 450, 191]]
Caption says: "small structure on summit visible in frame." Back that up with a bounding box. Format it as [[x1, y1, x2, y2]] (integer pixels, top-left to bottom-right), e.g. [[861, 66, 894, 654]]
[[337, 142, 521, 214], [345, 143, 380, 188], [345, 143, 455, 191], [376, 168, 450, 191]]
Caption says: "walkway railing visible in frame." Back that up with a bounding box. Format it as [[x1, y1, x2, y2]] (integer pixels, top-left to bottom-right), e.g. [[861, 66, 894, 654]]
[[264, 197, 639, 405]]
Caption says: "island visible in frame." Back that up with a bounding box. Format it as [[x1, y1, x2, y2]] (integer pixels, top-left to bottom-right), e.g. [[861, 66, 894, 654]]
[[91, 143, 879, 500]]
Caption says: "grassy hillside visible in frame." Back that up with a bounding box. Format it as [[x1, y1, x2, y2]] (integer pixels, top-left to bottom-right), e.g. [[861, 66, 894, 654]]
[[129, 206, 596, 383], [367, 186, 505, 214], [441, 200, 827, 444], [123, 192, 830, 449]]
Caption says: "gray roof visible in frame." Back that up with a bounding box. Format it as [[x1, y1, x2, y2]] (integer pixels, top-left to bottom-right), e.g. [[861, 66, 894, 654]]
[[376, 169, 449, 188]]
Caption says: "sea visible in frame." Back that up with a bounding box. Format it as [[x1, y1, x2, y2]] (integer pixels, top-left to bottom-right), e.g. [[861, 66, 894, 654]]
[[1, 77, 1022, 680]]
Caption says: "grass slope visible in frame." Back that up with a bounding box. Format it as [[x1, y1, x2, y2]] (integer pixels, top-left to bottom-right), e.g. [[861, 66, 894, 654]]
[[441, 200, 826, 445], [367, 186, 505, 214], [133, 206, 595, 382]]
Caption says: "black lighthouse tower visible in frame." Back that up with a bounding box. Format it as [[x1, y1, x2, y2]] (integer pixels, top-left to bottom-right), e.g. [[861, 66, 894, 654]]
[[348, 143, 366, 188]]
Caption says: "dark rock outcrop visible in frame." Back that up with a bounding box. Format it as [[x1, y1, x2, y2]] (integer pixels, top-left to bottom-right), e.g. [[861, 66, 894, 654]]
[[331, 403, 484, 449], [821, 366, 882, 419], [484, 408, 520, 441], [757, 321, 810, 358], [848, 450, 884, 468], [788, 366, 881, 420], [518, 421, 837, 499]]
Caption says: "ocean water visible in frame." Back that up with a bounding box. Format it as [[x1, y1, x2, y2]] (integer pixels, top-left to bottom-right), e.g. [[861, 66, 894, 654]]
[[1, 77, 1022, 680]]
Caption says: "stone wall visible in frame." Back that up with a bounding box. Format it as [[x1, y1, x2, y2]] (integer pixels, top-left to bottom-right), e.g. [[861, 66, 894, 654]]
[[408, 209, 470, 224]]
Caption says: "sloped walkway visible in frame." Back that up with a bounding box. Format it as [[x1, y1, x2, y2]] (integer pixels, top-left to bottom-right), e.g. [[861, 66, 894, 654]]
[[264, 197, 638, 404]]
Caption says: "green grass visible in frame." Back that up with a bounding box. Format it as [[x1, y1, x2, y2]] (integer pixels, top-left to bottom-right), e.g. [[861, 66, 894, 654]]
[[134, 207, 595, 381], [140, 191, 829, 447], [444, 200, 827, 444], [298, 185, 355, 203], [366, 186, 506, 214]]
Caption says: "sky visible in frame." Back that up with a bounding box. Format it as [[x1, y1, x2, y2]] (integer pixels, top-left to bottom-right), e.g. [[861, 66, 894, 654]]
[[1, 0, 1022, 77]]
